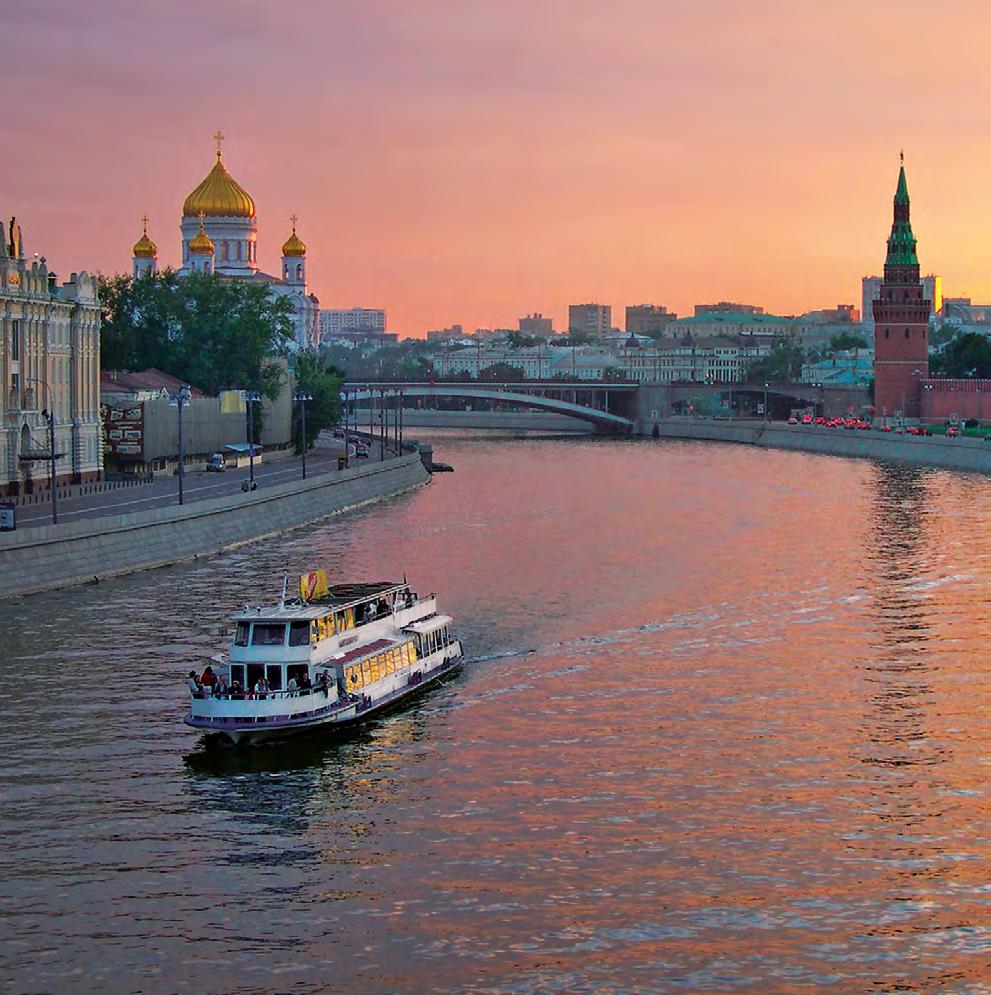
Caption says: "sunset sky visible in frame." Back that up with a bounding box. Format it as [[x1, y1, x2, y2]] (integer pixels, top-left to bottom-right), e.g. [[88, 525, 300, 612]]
[[8, 0, 991, 335]]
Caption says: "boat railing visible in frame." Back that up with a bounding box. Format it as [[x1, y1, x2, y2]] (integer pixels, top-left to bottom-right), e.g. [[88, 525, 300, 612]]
[[192, 685, 337, 702]]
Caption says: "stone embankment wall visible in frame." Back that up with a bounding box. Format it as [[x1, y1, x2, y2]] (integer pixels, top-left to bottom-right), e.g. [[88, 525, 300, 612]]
[[400, 409, 590, 432], [0, 452, 429, 599], [642, 418, 991, 475]]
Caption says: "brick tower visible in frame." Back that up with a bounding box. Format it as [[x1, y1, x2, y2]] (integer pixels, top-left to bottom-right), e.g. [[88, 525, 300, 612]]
[[872, 157, 930, 418]]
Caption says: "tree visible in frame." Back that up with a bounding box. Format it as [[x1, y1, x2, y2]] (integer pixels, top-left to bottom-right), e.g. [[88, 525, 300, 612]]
[[743, 339, 806, 383], [478, 362, 525, 382], [930, 331, 991, 379], [292, 351, 344, 450], [99, 269, 293, 399], [828, 331, 868, 353]]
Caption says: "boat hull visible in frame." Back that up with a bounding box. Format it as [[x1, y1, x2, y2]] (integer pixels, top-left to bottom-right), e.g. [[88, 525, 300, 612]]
[[186, 653, 463, 747]]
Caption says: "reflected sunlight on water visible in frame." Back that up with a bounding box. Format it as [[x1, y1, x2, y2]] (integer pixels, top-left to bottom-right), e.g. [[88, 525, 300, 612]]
[[2, 433, 991, 993]]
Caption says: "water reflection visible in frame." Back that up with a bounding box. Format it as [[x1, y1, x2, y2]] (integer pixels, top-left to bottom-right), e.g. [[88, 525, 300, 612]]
[[3, 433, 991, 994]]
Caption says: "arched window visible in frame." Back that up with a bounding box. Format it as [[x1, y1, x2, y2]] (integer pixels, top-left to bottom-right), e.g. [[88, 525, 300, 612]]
[[885, 329, 890, 339], [905, 328, 910, 339], [296, 264, 302, 280], [236, 242, 242, 260]]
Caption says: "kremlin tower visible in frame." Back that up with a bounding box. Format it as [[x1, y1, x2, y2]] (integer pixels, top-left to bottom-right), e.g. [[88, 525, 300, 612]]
[[872, 158, 930, 418]]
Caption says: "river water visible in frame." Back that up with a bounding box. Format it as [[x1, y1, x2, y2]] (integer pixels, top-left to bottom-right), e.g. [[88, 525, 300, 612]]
[[3, 432, 991, 994]]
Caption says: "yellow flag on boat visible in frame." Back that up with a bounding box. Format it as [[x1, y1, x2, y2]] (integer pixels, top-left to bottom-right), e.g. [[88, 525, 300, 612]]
[[300, 570, 330, 602]]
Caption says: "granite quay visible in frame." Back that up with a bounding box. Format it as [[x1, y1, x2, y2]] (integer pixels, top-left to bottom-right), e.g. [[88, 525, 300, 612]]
[[0, 449, 428, 599], [642, 417, 991, 475]]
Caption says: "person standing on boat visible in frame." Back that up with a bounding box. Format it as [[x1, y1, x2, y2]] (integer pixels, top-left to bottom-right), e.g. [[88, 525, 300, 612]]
[[200, 665, 217, 690], [185, 671, 201, 697], [254, 675, 270, 698]]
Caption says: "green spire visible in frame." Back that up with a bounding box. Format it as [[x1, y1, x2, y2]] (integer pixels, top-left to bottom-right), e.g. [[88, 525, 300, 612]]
[[894, 163, 909, 205], [886, 156, 918, 266]]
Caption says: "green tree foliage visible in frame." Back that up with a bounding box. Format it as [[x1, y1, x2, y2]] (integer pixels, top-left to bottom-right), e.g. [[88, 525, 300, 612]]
[[827, 331, 868, 352], [506, 331, 541, 348], [478, 362, 526, 382], [99, 270, 292, 399], [292, 351, 344, 450], [930, 331, 991, 379], [318, 341, 434, 381], [743, 339, 806, 383]]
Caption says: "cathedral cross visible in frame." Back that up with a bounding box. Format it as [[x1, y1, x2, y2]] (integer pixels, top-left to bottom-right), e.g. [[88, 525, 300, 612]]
[[214, 130, 225, 158], [290, 213, 298, 232]]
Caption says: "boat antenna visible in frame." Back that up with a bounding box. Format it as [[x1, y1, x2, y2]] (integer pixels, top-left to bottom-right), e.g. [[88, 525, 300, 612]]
[[280, 566, 289, 609]]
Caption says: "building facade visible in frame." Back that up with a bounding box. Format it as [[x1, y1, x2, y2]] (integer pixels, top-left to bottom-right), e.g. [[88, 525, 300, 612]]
[[319, 308, 387, 339], [133, 138, 320, 350], [872, 161, 930, 418], [625, 304, 676, 336], [1, 218, 102, 496], [568, 303, 611, 338], [518, 313, 554, 336]]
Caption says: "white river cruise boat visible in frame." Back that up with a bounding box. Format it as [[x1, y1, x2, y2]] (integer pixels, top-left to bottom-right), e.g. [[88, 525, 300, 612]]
[[184, 572, 463, 746]]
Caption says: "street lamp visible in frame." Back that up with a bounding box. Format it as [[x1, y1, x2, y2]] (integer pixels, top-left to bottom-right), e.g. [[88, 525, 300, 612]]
[[242, 390, 262, 488], [26, 376, 60, 525], [169, 384, 191, 505], [763, 381, 770, 423], [293, 389, 313, 479]]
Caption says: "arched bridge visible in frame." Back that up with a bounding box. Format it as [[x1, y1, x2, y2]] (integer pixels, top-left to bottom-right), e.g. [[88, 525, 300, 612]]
[[345, 382, 634, 433]]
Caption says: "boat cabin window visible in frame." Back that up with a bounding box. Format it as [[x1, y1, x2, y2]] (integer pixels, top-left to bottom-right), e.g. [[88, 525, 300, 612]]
[[266, 665, 283, 691], [288, 622, 310, 647], [287, 664, 309, 687], [230, 664, 245, 689], [251, 623, 287, 646], [234, 622, 250, 646], [247, 663, 265, 690]]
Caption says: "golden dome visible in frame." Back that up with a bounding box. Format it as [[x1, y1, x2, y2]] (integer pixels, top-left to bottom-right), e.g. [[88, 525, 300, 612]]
[[188, 218, 215, 255], [282, 218, 306, 257], [132, 217, 157, 258], [182, 149, 256, 219]]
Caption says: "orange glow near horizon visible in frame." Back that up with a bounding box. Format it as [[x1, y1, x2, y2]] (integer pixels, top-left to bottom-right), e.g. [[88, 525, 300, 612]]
[[9, 1, 991, 336]]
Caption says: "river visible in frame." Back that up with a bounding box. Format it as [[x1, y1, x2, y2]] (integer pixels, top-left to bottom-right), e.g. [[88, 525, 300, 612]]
[[3, 432, 991, 993]]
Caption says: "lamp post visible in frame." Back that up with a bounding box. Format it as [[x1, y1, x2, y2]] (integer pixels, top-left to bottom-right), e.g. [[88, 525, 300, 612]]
[[293, 389, 313, 479], [763, 381, 770, 423], [244, 390, 261, 487], [26, 376, 58, 524], [170, 384, 191, 505]]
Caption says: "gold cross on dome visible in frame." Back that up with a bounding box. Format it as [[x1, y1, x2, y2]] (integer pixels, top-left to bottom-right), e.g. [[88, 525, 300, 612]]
[[141, 215, 149, 234], [214, 130, 225, 157], [290, 213, 298, 232]]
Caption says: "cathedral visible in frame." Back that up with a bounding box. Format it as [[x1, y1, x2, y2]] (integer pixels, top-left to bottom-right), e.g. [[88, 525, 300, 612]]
[[132, 135, 319, 350]]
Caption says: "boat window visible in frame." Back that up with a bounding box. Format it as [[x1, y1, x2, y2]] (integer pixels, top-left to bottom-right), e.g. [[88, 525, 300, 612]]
[[234, 623, 249, 646], [266, 665, 283, 690], [247, 664, 265, 691], [251, 623, 287, 646], [230, 664, 245, 689], [289, 622, 311, 646]]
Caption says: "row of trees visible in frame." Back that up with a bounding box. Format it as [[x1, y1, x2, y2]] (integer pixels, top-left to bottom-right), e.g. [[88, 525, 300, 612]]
[[99, 271, 342, 445]]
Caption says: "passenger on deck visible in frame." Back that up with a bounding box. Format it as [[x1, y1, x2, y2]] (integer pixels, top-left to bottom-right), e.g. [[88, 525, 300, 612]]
[[185, 671, 201, 696], [299, 672, 312, 692], [254, 676, 270, 697], [363, 603, 376, 623], [405, 591, 415, 608], [287, 676, 299, 693], [376, 600, 388, 618], [200, 665, 217, 689], [214, 678, 228, 698], [230, 680, 243, 699]]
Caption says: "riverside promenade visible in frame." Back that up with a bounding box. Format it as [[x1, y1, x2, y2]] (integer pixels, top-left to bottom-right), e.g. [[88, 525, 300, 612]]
[[0, 436, 429, 599], [648, 417, 991, 475]]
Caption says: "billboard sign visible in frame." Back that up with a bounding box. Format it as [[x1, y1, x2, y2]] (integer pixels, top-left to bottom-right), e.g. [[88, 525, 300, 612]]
[[101, 403, 144, 460]]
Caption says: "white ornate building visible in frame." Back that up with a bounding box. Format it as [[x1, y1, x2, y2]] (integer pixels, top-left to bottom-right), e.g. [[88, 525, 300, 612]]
[[1, 217, 102, 496], [132, 137, 319, 350]]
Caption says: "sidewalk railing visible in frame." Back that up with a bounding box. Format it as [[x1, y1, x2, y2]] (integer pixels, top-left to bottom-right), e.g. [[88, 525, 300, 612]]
[[9, 473, 155, 506]]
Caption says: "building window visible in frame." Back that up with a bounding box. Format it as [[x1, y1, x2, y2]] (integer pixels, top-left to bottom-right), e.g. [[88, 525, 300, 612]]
[[885, 329, 890, 339], [10, 320, 19, 360], [905, 328, 910, 339], [236, 242, 242, 260]]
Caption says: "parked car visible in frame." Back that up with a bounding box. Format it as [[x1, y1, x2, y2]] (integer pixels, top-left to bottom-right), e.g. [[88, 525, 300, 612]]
[[946, 426, 960, 438], [787, 416, 799, 425], [354, 444, 370, 459], [206, 452, 226, 472]]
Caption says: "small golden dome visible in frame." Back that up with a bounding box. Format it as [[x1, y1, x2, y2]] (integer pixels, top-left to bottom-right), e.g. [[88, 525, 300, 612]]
[[132, 217, 157, 258], [188, 218, 215, 255], [282, 218, 306, 257], [182, 149, 256, 219]]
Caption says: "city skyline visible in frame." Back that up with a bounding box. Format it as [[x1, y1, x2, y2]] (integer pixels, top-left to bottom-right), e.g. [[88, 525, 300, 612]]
[[8, 0, 991, 335]]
